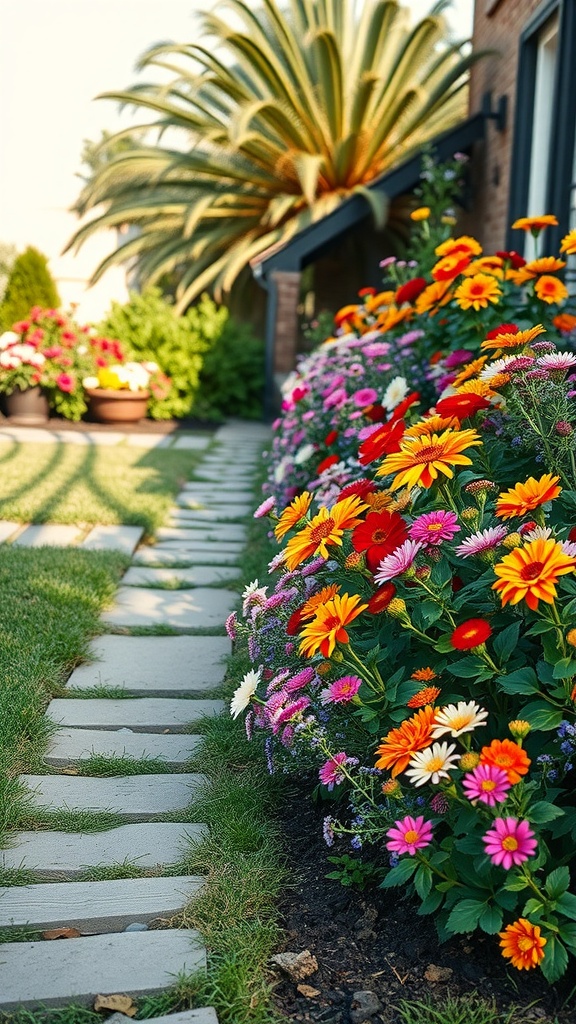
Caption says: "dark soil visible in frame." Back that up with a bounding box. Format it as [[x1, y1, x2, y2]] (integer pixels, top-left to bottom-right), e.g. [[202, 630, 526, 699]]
[[272, 787, 576, 1024]]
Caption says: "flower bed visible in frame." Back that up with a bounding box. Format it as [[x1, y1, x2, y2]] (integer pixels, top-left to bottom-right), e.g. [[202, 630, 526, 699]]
[[232, 200, 576, 985]]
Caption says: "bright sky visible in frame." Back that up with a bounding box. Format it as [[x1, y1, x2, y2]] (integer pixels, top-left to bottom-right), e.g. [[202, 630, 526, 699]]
[[0, 0, 473, 319]]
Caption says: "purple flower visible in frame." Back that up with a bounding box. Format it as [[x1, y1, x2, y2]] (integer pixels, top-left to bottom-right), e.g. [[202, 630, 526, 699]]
[[409, 510, 460, 547], [253, 496, 277, 519], [455, 525, 508, 558], [374, 540, 423, 584]]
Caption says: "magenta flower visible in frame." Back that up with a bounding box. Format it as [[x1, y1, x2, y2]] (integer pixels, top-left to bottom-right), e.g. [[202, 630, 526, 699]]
[[284, 666, 316, 692], [462, 763, 511, 806], [225, 612, 237, 640], [321, 675, 362, 704], [319, 752, 353, 790], [323, 387, 348, 410], [455, 525, 508, 558], [56, 372, 75, 393], [537, 351, 576, 371], [385, 815, 434, 856], [409, 510, 460, 547], [482, 817, 537, 869], [374, 539, 422, 584], [353, 387, 379, 408], [444, 349, 474, 368]]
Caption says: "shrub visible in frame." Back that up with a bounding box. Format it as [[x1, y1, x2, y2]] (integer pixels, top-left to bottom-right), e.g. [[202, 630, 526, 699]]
[[0, 247, 60, 330], [192, 318, 265, 422]]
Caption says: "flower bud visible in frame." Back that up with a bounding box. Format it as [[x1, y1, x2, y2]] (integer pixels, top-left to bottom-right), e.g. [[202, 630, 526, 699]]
[[345, 551, 364, 569], [332, 649, 344, 662], [461, 506, 479, 523], [381, 778, 402, 797], [566, 629, 576, 648], [555, 421, 573, 437], [465, 479, 497, 496], [508, 719, 531, 740], [387, 598, 407, 618], [459, 751, 480, 770], [502, 532, 522, 549], [317, 661, 333, 676]]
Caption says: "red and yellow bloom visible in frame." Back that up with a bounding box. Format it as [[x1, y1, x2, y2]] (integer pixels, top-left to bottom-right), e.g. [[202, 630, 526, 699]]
[[492, 537, 576, 610], [299, 592, 368, 657], [378, 428, 482, 490]]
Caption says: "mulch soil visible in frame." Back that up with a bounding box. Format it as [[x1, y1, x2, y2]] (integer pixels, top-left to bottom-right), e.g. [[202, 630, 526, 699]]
[[272, 786, 576, 1024], [0, 414, 218, 434]]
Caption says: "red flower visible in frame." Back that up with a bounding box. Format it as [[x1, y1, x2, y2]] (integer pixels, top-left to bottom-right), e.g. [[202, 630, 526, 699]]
[[316, 454, 340, 475], [395, 277, 427, 305], [56, 372, 75, 393], [358, 419, 405, 465], [12, 320, 30, 333], [450, 618, 492, 650], [435, 393, 491, 419], [96, 356, 107, 367], [495, 251, 526, 269], [569, 527, 576, 543], [359, 286, 377, 298], [389, 391, 420, 422], [363, 403, 386, 422], [451, 575, 465, 593], [367, 582, 396, 613], [352, 509, 408, 572], [338, 479, 378, 502], [485, 323, 518, 340], [324, 430, 339, 446], [286, 606, 305, 636]]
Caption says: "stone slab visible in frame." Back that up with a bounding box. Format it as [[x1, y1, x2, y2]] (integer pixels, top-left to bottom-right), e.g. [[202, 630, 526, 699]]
[[106, 1011, 218, 1024], [0, 929, 206, 1009], [167, 507, 251, 523], [83, 431, 126, 445], [66, 635, 230, 695], [180, 483, 254, 496], [81, 525, 144, 555], [13, 524, 84, 547], [52, 431, 93, 445], [126, 434, 173, 448], [0, 823, 207, 878], [101, 587, 237, 629], [132, 546, 240, 567], [0, 427, 58, 444], [122, 565, 239, 588], [0, 875, 204, 933], [171, 504, 253, 516], [20, 774, 206, 818], [47, 697, 224, 731], [192, 470, 254, 483], [0, 520, 20, 542], [157, 525, 247, 541], [172, 435, 212, 450], [45, 728, 203, 766]]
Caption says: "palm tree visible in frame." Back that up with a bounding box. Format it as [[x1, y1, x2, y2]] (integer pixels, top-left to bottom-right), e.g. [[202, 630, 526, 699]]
[[69, 0, 480, 312]]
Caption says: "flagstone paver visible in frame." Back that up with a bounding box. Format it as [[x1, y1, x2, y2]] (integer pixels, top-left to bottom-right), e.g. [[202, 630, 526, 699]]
[[0, 521, 20, 542], [107, 1010, 219, 1024], [0, 874, 205, 933], [157, 525, 247, 542], [14, 524, 85, 547], [173, 436, 214, 450], [101, 586, 237, 629], [132, 545, 241, 566], [45, 728, 203, 766], [66, 635, 230, 694], [126, 434, 174, 448], [81, 524, 145, 554], [0, 929, 206, 1009], [122, 565, 239, 587], [166, 506, 252, 522], [179, 485, 254, 498], [0, 823, 207, 878], [47, 697, 224, 731], [20, 773, 206, 818]]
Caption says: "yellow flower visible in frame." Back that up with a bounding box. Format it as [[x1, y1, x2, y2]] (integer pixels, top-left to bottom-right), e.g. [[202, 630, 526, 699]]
[[499, 919, 546, 971], [481, 324, 546, 352], [496, 474, 562, 519], [534, 275, 569, 304], [493, 537, 576, 611], [435, 235, 482, 258], [410, 207, 430, 221], [378, 428, 482, 490], [414, 280, 453, 314], [404, 415, 460, 437], [511, 214, 558, 232], [454, 273, 502, 310], [509, 256, 566, 285], [284, 495, 367, 570], [560, 228, 576, 255], [274, 492, 313, 540], [451, 356, 489, 388], [298, 593, 368, 658]]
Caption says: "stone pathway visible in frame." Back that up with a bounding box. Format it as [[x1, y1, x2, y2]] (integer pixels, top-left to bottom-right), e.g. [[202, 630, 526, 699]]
[[0, 419, 269, 1013]]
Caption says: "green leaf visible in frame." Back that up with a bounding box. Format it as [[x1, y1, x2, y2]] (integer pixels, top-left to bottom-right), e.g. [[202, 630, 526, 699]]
[[454, 834, 483, 856], [417, 888, 444, 916], [552, 658, 576, 679], [478, 904, 503, 934], [504, 875, 530, 892], [557, 922, 576, 950], [434, 634, 455, 654], [557, 891, 576, 921], [414, 863, 432, 901], [522, 897, 544, 917], [493, 622, 520, 664], [446, 899, 485, 933], [519, 701, 564, 731], [540, 935, 568, 983], [380, 858, 417, 888], [498, 667, 539, 695], [445, 656, 488, 678], [528, 801, 565, 825], [545, 866, 570, 900]]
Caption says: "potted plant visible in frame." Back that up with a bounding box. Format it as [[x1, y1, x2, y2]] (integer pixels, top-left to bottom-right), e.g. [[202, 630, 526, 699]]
[[0, 327, 50, 421], [82, 361, 170, 423]]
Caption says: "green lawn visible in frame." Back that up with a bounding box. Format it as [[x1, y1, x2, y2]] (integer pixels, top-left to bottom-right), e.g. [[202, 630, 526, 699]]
[[0, 441, 207, 536]]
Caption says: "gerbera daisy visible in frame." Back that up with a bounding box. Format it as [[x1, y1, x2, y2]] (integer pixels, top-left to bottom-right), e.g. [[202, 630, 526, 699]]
[[431, 701, 488, 738], [463, 256, 504, 277], [395, 277, 428, 305], [374, 539, 422, 584], [496, 474, 561, 519], [479, 356, 518, 380], [483, 817, 537, 869], [405, 741, 460, 786], [407, 685, 441, 708], [434, 393, 491, 420], [455, 525, 508, 558], [319, 752, 355, 790], [537, 351, 576, 371], [432, 252, 471, 281], [338, 478, 378, 502], [560, 227, 576, 255], [492, 537, 576, 610], [383, 376, 409, 412], [554, 312, 576, 332], [415, 280, 453, 315], [480, 738, 531, 783], [511, 214, 558, 232], [455, 273, 502, 310], [499, 919, 547, 971], [385, 814, 434, 855], [455, 378, 497, 398], [377, 428, 482, 491], [481, 324, 546, 351], [352, 508, 408, 572], [375, 705, 436, 776], [409, 510, 460, 547], [358, 418, 405, 465], [367, 581, 397, 613], [404, 414, 461, 437], [299, 592, 368, 658], [230, 668, 261, 719], [321, 674, 362, 704], [462, 763, 511, 806], [534, 275, 569, 304], [435, 235, 482, 258], [450, 618, 492, 649], [451, 356, 489, 388], [513, 256, 566, 281], [300, 584, 341, 619], [284, 494, 368, 570], [274, 492, 313, 540]]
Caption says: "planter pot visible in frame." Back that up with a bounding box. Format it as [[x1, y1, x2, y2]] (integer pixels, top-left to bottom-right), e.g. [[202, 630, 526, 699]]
[[4, 385, 50, 424], [85, 388, 149, 424]]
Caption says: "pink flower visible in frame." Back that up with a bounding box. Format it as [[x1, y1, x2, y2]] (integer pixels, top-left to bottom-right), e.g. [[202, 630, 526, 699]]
[[482, 818, 537, 869], [225, 612, 237, 640], [455, 525, 508, 558], [56, 372, 75, 393], [385, 814, 434, 856], [254, 496, 276, 518], [271, 696, 311, 732], [537, 351, 576, 372], [374, 540, 422, 584], [444, 349, 474, 368], [284, 667, 316, 692], [409, 510, 460, 547], [363, 342, 390, 357], [323, 387, 348, 410], [319, 752, 352, 790], [462, 764, 511, 806], [321, 675, 362, 704], [353, 387, 378, 408], [43, 345, 62, 359]]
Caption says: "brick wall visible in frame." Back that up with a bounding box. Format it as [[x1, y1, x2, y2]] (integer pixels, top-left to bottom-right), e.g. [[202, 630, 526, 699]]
[[468, 0, 545, 251], [272, 269, 301, 375]]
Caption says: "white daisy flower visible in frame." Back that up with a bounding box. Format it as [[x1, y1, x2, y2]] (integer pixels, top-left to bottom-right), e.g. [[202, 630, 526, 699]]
[[405, 742, 460, 786], [230, 668, 261, 719], [431, 701, 488, 739], [383, 375, 408, 412]]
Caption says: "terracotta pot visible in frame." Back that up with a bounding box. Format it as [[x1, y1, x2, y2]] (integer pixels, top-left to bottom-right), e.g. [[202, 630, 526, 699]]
[[85, 388, 149, 424], [4, 385, 50, 424]]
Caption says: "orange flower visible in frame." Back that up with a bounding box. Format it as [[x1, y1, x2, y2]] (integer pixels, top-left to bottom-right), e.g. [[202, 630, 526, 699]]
[[411, 667, 437, 681], [454, 378, 496, 398], [431, 253, 471, 281], [284, 495, 368, 570], [554, 312, 576, 333], [334, 304, 359, 327], [300, 584, 341, 620], [378, 428, 482, 491], [375, 705, 436, 775], [534, 275, 569, 304], [407, 686, 441, 708], [275, 492, 313, 540], [499, 919, 546, 971], [364, 290, 396, 313], [374, 305, 412, 332], [509, 256, 566, 284], [404, 414, 461, 437], [495, 474, 561, 519], [481, 323, 546, 351], [452, 356, 489, 388], [463, 256, 504, 277], [480, 738, 531, 783], [415, 280, 453, 315], [435, 235, 482, 258], [492, 537, 576, 611], [511, 214, 558, 232], [410, 206, 431, 221], [560, 228, 576, 255], [454, 273, 502, 310], [298, 592, 368, 657]]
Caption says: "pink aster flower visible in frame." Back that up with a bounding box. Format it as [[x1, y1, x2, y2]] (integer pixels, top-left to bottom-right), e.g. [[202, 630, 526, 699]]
[[363, 342, 391, 357], [385, 814, 434, 856], [505, 356, 536, 372], [482, 817, 537, 869], [319, 752, 353, 791], [537, 351, 576, 371], [56, 372, 75, 393], [444, 349, 474, 368], [225, 612, 237, 640], [323, 387, 348, 409], [374, 540, 423, 584], [462, 763, 511, 806], [409, 510, 460, 547], [320, 675, 362, 704], [353, 387, 378, 407], [284, 666, 316, 692], [455, 525, 508, 558]]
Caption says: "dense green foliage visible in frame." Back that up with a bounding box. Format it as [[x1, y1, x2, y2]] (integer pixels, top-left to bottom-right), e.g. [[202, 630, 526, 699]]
[[194, 319, 264, 422], [0, 246, 60, 330]]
